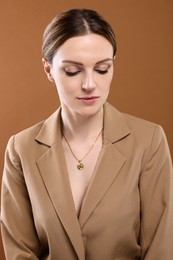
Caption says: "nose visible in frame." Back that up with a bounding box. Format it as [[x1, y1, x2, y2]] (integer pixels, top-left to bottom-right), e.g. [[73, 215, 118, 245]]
[[81, 71, 96, 92]]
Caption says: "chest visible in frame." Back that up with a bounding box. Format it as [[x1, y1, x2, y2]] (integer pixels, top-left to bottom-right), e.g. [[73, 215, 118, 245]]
[[62, 138, 102, 216]]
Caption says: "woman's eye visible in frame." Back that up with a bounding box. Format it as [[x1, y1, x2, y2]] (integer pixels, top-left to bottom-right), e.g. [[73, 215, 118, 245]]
[[95, 69, 108, 75], [95, 65, 111, 75], [64, 71, 80, 77], [64, 66, 81, 77]]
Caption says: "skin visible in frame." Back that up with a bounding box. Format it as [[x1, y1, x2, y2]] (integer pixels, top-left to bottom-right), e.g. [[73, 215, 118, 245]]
[[42, 34, 115, 213], [43, 33, 114, 138]]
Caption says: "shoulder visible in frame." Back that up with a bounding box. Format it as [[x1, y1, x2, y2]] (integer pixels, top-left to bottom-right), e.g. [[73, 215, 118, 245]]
[[105, 102, 166, 147], [7, 108, 61, 154], [105, 103, 172, 169], [106, 101, 157, 129], [122, 110, 167, 145], [6, 120, 45, 159], [123, 112, 158, 134], [123, 112, 168, 151], [13, 120, 45, 146]]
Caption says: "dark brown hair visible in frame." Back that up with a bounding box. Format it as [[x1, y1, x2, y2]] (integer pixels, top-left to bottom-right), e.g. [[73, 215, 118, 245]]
[[42, 9, 117, 64]]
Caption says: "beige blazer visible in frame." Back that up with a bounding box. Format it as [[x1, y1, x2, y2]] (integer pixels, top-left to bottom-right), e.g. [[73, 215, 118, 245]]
[[1, 102, 173, 259]]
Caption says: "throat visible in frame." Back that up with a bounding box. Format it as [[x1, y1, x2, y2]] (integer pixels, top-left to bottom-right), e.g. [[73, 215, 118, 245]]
[[60, 105, 104, 140]]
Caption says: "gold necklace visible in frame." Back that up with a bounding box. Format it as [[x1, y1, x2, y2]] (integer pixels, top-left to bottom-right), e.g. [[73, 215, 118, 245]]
[[62, 129, 103, 171]]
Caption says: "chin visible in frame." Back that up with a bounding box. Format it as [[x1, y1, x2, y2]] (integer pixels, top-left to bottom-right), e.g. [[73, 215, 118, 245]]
[[78, 105, 103, 118]]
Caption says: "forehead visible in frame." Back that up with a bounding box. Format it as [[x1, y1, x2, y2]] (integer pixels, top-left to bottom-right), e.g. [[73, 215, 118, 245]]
[[52, 34, 114, 64]]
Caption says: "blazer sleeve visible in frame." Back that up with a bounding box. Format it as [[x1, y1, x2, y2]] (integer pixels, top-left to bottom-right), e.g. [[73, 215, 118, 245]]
[[139, 125, 173, 259], [1, 136, 40, 260]]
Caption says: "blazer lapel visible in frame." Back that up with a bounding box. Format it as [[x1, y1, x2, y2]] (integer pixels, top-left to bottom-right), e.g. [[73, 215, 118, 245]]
[[79, 102, 130, 228], [79, 141, 126, 228], [35, 108, 85, 260], [34, 103, 130, 257]]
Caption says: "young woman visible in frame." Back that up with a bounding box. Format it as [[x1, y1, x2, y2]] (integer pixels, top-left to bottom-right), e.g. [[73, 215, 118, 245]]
[[1, 8, 173, 259]]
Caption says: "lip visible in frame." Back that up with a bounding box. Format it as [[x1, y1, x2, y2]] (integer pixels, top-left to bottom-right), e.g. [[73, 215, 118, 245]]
[[77, 96, 99, 100], [77, 96, 99, 105]]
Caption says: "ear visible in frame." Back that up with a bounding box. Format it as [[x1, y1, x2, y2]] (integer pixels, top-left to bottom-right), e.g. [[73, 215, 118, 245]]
[[42, 58, 54, 82]]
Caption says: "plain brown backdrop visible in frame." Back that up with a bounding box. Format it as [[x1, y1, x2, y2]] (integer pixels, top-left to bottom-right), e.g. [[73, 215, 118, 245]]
[[0, 1, 173, 259]]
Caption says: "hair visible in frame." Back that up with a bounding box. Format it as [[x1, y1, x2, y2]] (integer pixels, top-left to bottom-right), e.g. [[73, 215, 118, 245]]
[[42, 9, 117, 64]]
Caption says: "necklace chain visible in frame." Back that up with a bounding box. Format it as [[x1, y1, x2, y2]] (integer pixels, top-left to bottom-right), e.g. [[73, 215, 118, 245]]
[[62, 129, 103, 171]]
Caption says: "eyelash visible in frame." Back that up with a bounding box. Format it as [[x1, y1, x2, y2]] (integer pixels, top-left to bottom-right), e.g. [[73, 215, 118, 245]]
[[95, 69, 109, 75], [65, 71, 80, 77], [64, 69, 109, 77]]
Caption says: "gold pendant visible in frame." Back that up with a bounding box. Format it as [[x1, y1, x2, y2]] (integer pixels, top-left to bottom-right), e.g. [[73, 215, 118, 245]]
[[77, 161, 84, 170]]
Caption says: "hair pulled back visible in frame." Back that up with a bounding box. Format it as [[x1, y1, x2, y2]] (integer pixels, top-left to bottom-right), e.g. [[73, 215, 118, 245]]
[[42, 9, 117, 64]]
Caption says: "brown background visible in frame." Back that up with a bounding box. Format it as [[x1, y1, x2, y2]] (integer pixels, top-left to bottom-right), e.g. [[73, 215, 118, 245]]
[[0, 1, 172, 258]]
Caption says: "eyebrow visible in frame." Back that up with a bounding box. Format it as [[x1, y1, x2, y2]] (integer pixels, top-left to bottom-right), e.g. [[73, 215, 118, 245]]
[[62, 58, 114, 66]]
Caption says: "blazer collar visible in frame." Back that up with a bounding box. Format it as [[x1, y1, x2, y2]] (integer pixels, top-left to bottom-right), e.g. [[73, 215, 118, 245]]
[[35, 107, 86, 259], [35, 102, 131, 259], [103, 102, 130, 144], [35, 102, 130, 146], [35, 107, 62, 146], [78, 103, 131, 227]]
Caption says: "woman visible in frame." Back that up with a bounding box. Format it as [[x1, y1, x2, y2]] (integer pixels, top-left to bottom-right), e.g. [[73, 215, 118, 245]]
[[1, 8, 173, 260]]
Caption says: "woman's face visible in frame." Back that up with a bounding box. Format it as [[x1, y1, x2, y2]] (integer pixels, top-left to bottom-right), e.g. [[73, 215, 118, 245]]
[[43, 34, 114, 118]]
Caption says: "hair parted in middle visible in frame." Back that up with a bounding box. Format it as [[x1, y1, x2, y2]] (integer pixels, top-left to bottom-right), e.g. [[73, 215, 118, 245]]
[[42, 8, 117, 64]]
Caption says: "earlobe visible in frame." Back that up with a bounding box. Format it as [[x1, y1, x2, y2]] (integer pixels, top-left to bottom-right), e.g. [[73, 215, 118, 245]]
[[42, 58, 54, 82]]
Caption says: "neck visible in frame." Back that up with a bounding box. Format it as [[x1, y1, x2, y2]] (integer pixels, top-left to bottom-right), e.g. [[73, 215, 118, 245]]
[[61, 106, 104, 142]]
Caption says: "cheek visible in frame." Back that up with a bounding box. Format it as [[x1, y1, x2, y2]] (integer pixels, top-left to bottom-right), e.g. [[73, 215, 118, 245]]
[[55, 73, 81, 89], [54, 76, 79, 100], [106, 71, 114, 88], [97, 73, 113, 91], [102, 76, 113, 97]]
